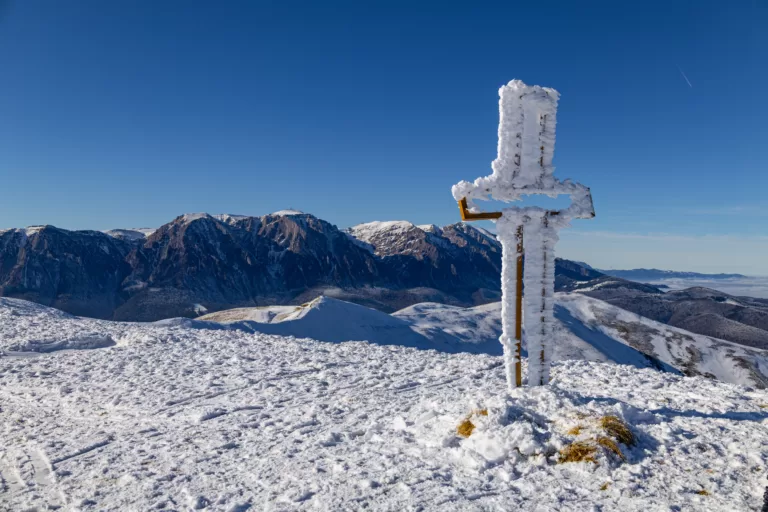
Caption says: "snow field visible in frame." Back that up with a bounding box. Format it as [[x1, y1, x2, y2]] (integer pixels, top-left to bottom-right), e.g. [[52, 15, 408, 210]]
[[1, 302, 767, 510]]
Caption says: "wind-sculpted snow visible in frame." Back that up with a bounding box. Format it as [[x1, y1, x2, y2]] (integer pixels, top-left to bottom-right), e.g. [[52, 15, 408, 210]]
[[1, 301, 766, 511], [3, 295, 766, 388]]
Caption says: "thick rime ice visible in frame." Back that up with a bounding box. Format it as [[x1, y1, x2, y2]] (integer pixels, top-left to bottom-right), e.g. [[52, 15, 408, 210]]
[[496, 215, 522, 390], [521, 211, 558, 386], [452, 80, 595, 387]]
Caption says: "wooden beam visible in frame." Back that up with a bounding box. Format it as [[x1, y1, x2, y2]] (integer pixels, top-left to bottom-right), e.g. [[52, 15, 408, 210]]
[[458, 198, 562, 221], [457, 198, 502, 221]]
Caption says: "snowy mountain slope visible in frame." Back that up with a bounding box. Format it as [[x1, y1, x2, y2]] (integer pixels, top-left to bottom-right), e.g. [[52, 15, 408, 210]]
[[557, 294, 768, 388], [585, 286, 768, 350], [393, 294, 768, 389], [1, 300, 766, 511], [393, 301, 674, 371]]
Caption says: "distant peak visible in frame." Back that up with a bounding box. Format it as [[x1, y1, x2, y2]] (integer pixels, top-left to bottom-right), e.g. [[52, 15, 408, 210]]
[[417, 224, 441, 234], [104, 228, 156, 241], [213, 214, 251, 223], [270, 209, 305, 216], [350, 220, 417, 232], [178, 213, 214, 223], [24, 225, 48, 235]]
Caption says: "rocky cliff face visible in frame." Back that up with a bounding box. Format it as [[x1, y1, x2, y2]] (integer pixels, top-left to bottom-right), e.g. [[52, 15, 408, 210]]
[[0, 226, 132, 318], [113, 212, 387, 319]]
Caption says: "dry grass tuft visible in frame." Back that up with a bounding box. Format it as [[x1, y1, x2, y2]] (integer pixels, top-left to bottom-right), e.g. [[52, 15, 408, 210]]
[[457, 419, 475, 438], [559, 441, 598, 464], [559, 414, 635, 465], [566, 425, 583, 436], [599, 482, 610, 491], [596, 436, 626, 461], [600, 415, 635, 446], [456, 408, 488, 438], [696, 489, 710, 496]]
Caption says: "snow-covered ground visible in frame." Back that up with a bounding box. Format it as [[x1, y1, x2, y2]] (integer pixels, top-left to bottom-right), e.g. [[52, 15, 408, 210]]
[[1, 298, 767, 511]]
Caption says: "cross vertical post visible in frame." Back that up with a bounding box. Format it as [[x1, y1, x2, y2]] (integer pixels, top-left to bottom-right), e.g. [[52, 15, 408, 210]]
[[496, 213, 523, 390], [459, 200, 524, 389]]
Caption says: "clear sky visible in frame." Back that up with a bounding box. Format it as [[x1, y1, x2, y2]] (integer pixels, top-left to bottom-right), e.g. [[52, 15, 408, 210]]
[[1, 1, 766, 274]]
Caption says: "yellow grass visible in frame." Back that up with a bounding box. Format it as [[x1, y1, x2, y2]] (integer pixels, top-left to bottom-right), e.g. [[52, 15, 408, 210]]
[[596, 436, 626, 461], [599, 415, 635, 446], [457, 419, 475, 438], [566, 425, 583, 436], [559, 441, 598, 464]]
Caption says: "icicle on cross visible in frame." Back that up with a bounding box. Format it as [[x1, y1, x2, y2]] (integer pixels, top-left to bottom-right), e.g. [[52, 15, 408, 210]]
[[453, 80, 595, 390]]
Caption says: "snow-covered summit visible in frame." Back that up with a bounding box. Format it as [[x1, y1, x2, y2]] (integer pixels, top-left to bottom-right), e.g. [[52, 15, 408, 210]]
[[348, 220, 419, 239], [213, 213, 251, 224], [346, 221, 433, 257], [271, 209, 305, 216], [179, 212, 213, 223], [104, 228, 156, 242]]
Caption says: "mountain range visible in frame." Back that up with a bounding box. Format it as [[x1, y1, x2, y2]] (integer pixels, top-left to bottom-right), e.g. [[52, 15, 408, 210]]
[[0, 211, 648, 321], [2, 211, 768, 353]]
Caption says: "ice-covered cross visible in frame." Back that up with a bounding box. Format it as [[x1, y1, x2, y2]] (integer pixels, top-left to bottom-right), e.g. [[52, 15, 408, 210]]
[[452, 80, 595, 390]]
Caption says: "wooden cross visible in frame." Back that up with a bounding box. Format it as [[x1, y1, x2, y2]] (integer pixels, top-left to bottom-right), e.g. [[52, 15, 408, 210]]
[[452, 80, 594, 390]]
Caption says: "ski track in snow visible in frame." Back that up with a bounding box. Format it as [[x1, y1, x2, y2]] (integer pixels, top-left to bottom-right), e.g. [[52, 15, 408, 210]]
[[1, 300, 767, 510]]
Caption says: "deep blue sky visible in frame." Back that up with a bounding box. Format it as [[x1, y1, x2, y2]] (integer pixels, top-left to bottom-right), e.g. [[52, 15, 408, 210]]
[[1, 1, 766, 273]]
